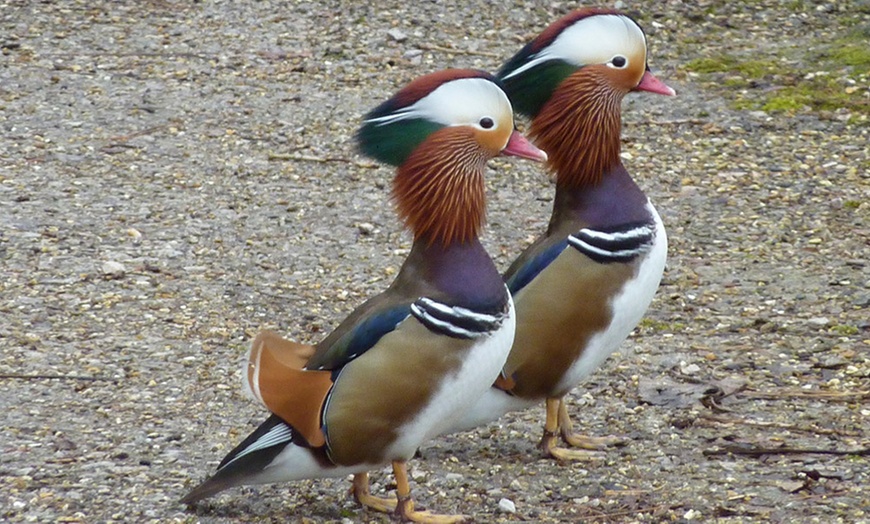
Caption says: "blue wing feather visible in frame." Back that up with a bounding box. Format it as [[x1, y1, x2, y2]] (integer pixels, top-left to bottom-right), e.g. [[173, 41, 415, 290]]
[[505, 240, 567, 295], [306, 304, 411, 372], [341, 305, 410, 361]]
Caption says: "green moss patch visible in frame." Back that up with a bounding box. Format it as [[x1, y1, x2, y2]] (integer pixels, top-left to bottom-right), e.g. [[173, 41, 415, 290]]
[[686, 19, 869, 120]]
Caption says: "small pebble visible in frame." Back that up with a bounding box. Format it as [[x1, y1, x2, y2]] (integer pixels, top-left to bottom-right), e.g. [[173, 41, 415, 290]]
[[387, 29, 407, 42], [126, 228, 142, 242], [403, 49, 423, 65], [498, 498, 516, 513], [101, 260, 126, 277], [681, 363, 701, 375]]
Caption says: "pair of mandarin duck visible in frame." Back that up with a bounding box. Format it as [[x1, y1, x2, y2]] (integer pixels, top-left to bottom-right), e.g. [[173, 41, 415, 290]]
[[182, 8, 676, 523]]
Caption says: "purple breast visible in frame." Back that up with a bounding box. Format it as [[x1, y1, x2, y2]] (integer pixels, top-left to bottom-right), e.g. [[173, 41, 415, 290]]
[[571, 163, 652, 228], [424, 239, 507, 312]]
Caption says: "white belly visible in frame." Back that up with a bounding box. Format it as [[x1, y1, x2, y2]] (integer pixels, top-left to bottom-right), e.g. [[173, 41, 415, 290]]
[[446, 384, 537, 434], [555, 202, 667, 393], [386, 297, 516, 458]]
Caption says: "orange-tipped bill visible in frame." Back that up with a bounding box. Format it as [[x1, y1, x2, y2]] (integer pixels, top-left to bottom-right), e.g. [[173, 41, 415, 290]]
[[501, 130, 548, 162], [635, 70, 676, 96]]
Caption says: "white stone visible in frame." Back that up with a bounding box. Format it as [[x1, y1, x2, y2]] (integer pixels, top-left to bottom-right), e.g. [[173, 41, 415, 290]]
[[498, 498, 516, 513], [681, 363, 701, 375], [387, 29, 407, 42], [101, 260, 126, 276]]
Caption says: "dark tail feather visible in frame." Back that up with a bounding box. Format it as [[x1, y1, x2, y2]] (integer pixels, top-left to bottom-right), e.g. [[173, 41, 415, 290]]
[[181, 414, 293, 505], [180, 470, 239, 505]]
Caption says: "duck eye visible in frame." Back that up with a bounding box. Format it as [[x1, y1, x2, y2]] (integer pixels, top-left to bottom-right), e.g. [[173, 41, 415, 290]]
[[479, 117, 495, 129], [611, 56, 627, 68]]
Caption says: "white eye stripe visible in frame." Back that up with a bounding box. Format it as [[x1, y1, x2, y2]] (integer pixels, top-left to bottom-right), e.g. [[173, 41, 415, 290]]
[[502, 15, 645, 80], [365, 78, 511, 130], [366, 106, 420, 126]]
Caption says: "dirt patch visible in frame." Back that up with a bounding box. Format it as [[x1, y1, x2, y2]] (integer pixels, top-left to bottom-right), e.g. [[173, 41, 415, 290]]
[[2, 1, 867, 522]]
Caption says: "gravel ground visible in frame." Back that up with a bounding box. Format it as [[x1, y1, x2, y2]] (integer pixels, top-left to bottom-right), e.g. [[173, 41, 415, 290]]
[[2, 1, 868, 523]]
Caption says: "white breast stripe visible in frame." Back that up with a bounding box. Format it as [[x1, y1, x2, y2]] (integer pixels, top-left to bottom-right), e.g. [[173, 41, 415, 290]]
[[415, 298, 455, 316], [411, 298, 505, 339], [411, 303, 481, 339], [567, 235, 650, 260], [578, 225, 652, 242], [416, 297, 505, 324]]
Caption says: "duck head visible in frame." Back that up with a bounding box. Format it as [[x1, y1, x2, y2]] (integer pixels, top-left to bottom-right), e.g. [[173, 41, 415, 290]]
[[497, 8, 675, 187], [358, 69, 547, 246]]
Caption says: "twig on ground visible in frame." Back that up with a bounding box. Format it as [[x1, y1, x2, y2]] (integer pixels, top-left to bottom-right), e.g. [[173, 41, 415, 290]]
[[101, 124, 172, 153], [666, 368, 710, 385], [642, 118, 708, 126], [795, 488, 853, 501], [703, 444, 870, 458], [267, 153, 379, 168], [107, 124, 171, 143], [0, 373, 118, 383], [45, 51, 212, 60], [577, 503, 681, 521], [743, 389, 870, 402], [417, 43, 500, 58], [698, 413, 862, 437]]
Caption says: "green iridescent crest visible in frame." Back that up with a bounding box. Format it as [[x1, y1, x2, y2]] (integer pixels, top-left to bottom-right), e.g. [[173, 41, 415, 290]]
[[357, 117, 443, 167], [499, 60, 577, 118]]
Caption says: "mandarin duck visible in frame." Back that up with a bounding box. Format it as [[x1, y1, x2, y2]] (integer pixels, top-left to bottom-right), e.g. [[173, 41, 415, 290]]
[[445, 8, 677, 460], [181, 69, 547, 523]]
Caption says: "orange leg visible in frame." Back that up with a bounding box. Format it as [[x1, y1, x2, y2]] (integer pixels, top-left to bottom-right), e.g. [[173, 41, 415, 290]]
[[350, 472, 397, 513], [393, 460, 466, 524], [538, 398, 609, 461], [558, 400, 626, 450]]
